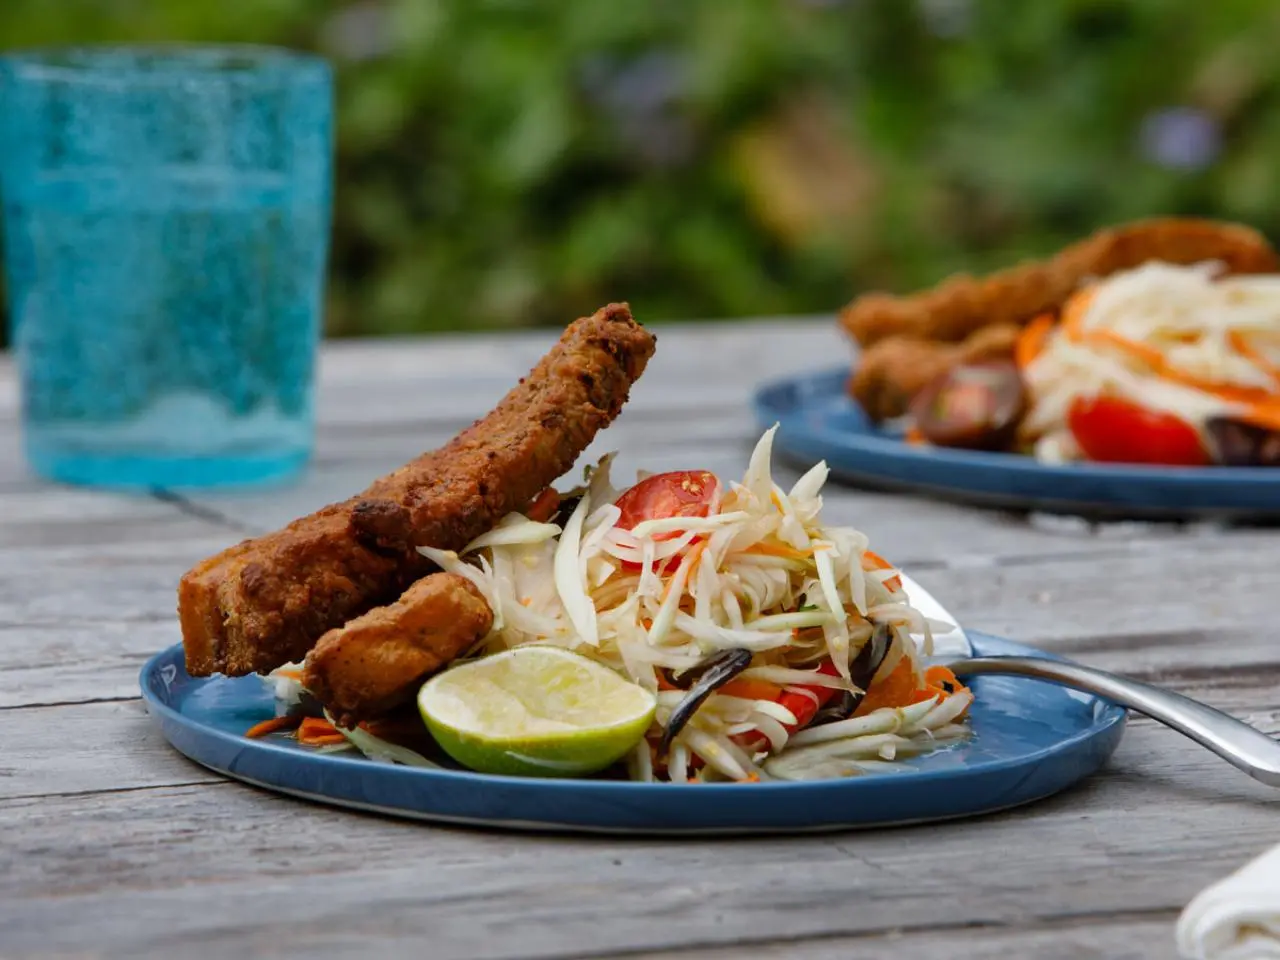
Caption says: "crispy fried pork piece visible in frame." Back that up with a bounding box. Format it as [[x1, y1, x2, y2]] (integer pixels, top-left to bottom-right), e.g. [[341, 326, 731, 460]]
[[179, 302, 655, 678], [849, 324, 1020, 422], [302, 573, 493, 726], [840, 218, 1279, 349]]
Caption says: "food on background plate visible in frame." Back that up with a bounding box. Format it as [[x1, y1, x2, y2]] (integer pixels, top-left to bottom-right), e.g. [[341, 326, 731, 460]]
[[840, 218, 1280, 467], [178, 302, 655, 679], [840, 218, 1277, 353], [1017, 262, 1280, 465], [252, 428, 973, 783], [908, 359, 1027, 451], [851, 324, 1021, 423]]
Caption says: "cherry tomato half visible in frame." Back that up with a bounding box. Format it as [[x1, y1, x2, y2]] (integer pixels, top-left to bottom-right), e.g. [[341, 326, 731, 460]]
[[1066, 396, 1209, 467], [614, 470, 719, 532], [613, 470, 719, 573], [909, 360, 1027, 452]]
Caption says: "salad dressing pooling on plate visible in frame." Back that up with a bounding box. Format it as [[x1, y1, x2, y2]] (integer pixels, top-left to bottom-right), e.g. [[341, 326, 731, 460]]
[[263, 428, 975, 782]]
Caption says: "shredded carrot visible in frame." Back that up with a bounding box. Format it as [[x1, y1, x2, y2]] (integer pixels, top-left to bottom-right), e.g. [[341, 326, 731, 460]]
[[272, 667, 303, 682], [525, 487, 561, 523], [861, 550, 903, 592], [904, 426, 927, 446], [853, 661, 970, 718], [297, 716, 346, 745], [1059, 287, 1096, 337], [1229, 330, 1280, 385], [852, 659, 924, 716], [1057, 289, 1274, 405], [1016, 312, 1057, 370], [922, 666, 972, 719], [923, 664, 962, 687], [739, 772, 761, 783], [1238, 403, 1280, 432], [299, 716, 338, 736], [742, 541, 812, 560], [244, 714, 302, 739], [861, 550, 892, 569], [659, 542, 707, 602], [718, 678, 785, 701], [1088, 328, 1271, 405]]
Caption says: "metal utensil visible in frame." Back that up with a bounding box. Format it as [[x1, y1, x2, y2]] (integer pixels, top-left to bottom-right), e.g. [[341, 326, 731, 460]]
[[901, 574, 1280, 788]]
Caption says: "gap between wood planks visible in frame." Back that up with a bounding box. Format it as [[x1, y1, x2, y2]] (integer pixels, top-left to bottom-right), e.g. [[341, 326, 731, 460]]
[[149, 487, 261, 535], [577, 908, 1180, 960], [3, 714, 1273, 957]]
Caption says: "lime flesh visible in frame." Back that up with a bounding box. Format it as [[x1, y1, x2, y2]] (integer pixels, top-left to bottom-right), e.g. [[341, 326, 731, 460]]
[[418, 646, 657, 778]]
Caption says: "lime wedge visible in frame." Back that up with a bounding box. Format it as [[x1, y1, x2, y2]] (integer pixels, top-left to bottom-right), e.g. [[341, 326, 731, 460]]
[[418, 646, 657, 778]]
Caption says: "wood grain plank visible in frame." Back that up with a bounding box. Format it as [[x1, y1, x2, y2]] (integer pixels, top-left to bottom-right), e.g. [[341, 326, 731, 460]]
[[0, 536, 234, 632], [640, 916, 1176, 960], [0, 711, 1273, 959], [0, 481, 230, 547], [0, 620, 176, 708], [0, 350, 14, 421], [0, 700, 221, 801]]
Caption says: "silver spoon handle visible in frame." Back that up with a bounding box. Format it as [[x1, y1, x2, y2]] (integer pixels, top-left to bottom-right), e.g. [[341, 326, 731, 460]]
[[950, 655, 1280, 787]]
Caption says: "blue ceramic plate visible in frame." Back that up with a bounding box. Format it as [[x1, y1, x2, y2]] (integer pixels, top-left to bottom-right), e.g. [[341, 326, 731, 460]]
[[141, 635, 1125, 835], [755, 367, 1280, 520]]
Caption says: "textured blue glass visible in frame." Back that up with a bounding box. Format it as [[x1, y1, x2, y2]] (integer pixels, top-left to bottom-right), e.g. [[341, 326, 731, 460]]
[[0, 46, 333, 488]]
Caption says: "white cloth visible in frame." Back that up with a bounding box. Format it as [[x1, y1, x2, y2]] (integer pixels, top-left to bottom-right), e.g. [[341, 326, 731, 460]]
[[1178, 843, 1280, 959]]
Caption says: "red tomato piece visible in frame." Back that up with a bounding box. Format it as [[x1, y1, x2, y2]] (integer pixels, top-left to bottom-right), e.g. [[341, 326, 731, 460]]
[[614, 470, 719, 532], [734, 660, 841, 753], [1067, 396, 1209, 467], [613, 470, 719, 572]]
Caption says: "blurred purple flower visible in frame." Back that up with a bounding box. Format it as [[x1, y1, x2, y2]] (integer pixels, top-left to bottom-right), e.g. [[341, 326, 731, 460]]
[[579, 51, 695, 167], [1138, 107, 1221, 171], [321, 2, 393, 62], [918, 0, 972, 38]]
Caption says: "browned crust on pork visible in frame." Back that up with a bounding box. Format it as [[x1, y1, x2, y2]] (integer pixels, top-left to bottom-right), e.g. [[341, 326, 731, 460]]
[[179, 302, 655, 677], [839, 218, 1280, 349], [848, 324, 1021, 423], [301, 573, 494, 726]]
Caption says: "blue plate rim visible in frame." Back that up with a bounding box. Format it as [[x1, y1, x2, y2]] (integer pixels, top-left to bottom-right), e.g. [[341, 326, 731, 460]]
[[140, 632, 1126, 801], [756, 366, 1280, 484], [753, 367, 1280, 519]]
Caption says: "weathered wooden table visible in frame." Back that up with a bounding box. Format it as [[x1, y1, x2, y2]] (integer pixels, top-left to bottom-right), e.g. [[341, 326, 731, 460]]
[[2, 320, 1278, 960]]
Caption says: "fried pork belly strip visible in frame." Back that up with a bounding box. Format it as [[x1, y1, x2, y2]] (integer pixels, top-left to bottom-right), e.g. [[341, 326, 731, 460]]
[[848, 324, 1020, 422], [179, 302, 655, 678], [303, 573, 493, 726], [840, 218, 1279, 349]]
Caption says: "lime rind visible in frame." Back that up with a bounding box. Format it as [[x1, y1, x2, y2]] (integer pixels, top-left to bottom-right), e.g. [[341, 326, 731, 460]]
[[418, 647, 657, 778]]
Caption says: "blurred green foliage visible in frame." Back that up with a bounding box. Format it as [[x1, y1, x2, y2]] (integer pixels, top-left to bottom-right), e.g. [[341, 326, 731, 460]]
[[3, 0, 1280, 343]]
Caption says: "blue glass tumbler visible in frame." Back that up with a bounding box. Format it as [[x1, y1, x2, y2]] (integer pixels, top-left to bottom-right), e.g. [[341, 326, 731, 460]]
[[0, 46, 332, 488]]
